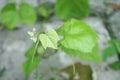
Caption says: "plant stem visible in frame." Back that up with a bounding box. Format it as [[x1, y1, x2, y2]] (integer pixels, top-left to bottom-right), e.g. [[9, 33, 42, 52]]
[[32, 40, 39, 62], [71, 58, 76, 76]]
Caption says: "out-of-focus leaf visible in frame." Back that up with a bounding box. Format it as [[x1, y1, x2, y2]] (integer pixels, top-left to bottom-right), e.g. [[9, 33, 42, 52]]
[[38, 6, 49, 18], [55, 0, 90, 20], [0, 11, 20, 30], [19, 3, 36, 24], [25, 46, 35, 58], [60, 63, 93, 80], [22, 57, 40, 74], [1, 3, 16, 12], [102, 44, 117, 61], [109, 39, 120, 53], [0, 68, 6, 77], [109, 61, 120, 70], [38, 2, 54, 18]]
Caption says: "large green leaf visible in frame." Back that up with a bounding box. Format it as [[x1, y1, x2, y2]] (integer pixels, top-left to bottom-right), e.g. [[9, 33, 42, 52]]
[[1, 3, 16, 13], [57, 19, 98, 53], [109, 61, 120, 70], [22, 57, 40, 74], [19, 3, 36, 24], [57, 19, 100, 62], [39, 29, 59, 49], [0, 11, 20, 30], [55, 0, 90, 20]]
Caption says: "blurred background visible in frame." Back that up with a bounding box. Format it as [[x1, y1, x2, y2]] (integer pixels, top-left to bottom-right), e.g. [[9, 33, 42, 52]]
[[0, 0, 120, 80]]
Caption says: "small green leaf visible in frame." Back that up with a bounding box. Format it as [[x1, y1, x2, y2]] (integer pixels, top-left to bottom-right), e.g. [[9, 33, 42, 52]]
[[19, 2, 36, 24], [22, 57, 40, 74], [37, 46, 45, 55], [102, 45, 117, 61], [109, 61, 120, 70], [39, 29, 59, 49], [55, 0, 90, 20], [25, 46, 35, 58], [109, 39, 120, 53], [38, 6, 49, 18], [0, 11, 20, 30], [1, 3, 16, 13], [57, 19, 98, 53], [38, 2, 54, 18]]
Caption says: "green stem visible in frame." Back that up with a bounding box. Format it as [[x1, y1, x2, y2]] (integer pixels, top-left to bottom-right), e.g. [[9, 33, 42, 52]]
[[71, 58, 76, 75], [32, 40, 39, 62]]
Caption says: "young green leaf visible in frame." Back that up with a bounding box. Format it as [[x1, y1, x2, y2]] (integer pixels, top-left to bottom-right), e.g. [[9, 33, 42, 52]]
[[22, 57, 40, 74], [109, 61, 120, 70], [55, 0, 90, 20], [19, 3, 36, 24], [0, 11, 20, 30], [57, 19, 98, 53], [39, 29, 59, 49]]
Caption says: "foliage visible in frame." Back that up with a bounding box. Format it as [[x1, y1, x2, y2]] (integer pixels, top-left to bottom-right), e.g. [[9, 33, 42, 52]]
[[23, 29, 59, 74], [102, 40, 117, 61], [22, 56, 40, 74], [102, 39, 120, 70], [39, 29, 59, 49], [0, 11, 20, 30], [109, 61, 120, 70], [0, 2, 36, 30], [57, 19, 101, 62], [55, 0, 90, 20], [17, 0, 102, 76], [23, 19, 100, 74], [19, 3, 36, 24], [37, 2, 54, 19]]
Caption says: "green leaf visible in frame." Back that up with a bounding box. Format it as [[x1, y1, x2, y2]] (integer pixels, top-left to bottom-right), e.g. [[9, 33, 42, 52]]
[[39, 29, 59, 49], [38, 2, 54, 18], [57, 19, 98, 53], [25, 46, 35, 58], [19, 3, 36, 24], [1, 3, 16, 13], [55, 0, 90, 20], [109, 61, 120, 70], [61, 44, 101, 62], [22, 57, 40, 74], [38, 6, 49, 18], [109, 39, 120, 53], [0, 11, 20, 30], [102, 44, 117, 61], [37, 46, 45, 55]]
